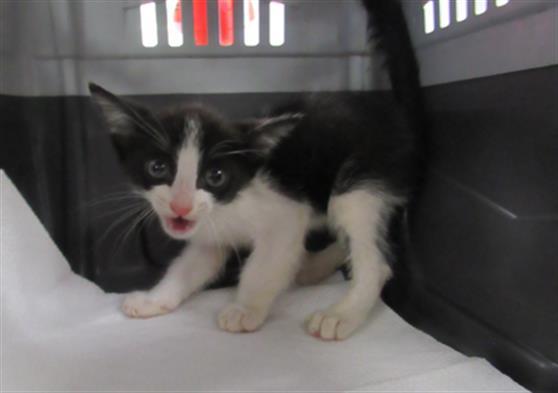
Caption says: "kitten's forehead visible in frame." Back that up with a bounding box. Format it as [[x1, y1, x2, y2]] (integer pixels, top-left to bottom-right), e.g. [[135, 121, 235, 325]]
[[157, 106, 235, 153], [184, 115, 201, 141], [174, 129, 201, 191], [183, 116, 201, 150], [156, 105, 199, 134]]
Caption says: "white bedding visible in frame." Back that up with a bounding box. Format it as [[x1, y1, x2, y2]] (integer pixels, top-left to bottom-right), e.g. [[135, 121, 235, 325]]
[[0, 171, 526, 392]]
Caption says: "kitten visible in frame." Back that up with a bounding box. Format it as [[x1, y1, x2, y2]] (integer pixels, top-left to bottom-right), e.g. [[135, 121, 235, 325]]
[[89, 0, 424, 340]]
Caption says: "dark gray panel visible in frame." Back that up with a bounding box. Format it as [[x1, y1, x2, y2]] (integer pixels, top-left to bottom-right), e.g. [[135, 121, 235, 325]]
[[397, 66, 558, 392]]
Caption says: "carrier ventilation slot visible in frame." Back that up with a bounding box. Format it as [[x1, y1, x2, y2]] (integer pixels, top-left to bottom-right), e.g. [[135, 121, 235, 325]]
[[269, 1, 285, 47], [167, 0, 184, 47], [140, 0, 285, 48], [140, 2, 158, 48], [423, 0, 511, 35], [243, 0, 260, 46], [219, 0, 235, 46]]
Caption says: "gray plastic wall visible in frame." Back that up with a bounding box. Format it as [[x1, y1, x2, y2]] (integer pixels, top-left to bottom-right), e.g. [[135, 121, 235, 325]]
[[1, 0, 370, 96], [403, 0, 557, 86], [2, 0, 556, 96]]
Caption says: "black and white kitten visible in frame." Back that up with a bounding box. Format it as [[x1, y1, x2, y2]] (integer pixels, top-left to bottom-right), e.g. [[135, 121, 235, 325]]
[[90, 0, 424, 340]]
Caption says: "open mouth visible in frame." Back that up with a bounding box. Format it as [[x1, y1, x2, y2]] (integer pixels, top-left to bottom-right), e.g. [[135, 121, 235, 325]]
[[165, 216, 196, 234]]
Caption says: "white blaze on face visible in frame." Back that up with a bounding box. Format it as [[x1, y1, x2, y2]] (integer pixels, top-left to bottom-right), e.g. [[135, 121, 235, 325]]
[[172, 132, 200, 207], [173, 119, 215, 219], [144, 118, 215, 240]]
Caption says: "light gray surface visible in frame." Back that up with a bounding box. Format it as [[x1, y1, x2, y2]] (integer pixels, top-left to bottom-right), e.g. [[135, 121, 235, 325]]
[[0, 170, 527, 392]]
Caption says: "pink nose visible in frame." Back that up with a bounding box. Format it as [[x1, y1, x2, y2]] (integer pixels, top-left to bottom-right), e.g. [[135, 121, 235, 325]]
[[170, 201, 192, 217]]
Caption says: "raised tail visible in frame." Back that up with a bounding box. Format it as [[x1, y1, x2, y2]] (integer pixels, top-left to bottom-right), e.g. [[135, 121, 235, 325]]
[[360, 0, 426, 133]]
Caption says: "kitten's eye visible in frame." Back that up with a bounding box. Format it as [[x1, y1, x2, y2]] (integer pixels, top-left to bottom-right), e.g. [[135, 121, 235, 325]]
[[204, 168, 228, 188], [146, 159, 169, 179]]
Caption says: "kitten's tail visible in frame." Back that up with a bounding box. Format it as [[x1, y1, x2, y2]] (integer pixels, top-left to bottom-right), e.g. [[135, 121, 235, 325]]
[[360, 0, 426, 133]]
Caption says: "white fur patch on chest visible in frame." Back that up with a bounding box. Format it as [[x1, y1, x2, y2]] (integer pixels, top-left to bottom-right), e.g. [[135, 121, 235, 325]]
[[205, 174, 313, 246]]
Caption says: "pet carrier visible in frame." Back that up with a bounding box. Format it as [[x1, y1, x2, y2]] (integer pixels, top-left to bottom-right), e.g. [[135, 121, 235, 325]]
[[1, 0, 556, 391]]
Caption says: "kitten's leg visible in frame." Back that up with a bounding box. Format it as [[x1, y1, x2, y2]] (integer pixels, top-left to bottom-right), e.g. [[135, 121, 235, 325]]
[[122, 243, 226, 318], [296, 240, 348, 286], [306, 189, 393, 340], [218, 218, 308, 333]]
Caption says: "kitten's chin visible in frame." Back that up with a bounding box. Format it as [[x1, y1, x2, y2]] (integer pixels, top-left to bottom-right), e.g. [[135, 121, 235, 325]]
[[161, 216, 197, 239]]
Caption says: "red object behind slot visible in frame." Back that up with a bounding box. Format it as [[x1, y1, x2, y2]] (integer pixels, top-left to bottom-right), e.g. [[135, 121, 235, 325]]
[[193, 0, 208, 46]]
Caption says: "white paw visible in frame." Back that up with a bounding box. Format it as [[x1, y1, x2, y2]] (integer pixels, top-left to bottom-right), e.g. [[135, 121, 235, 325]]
[[122, 291, 180, 319], [305, 309, 366, 341], [218, 303, 267, 333]]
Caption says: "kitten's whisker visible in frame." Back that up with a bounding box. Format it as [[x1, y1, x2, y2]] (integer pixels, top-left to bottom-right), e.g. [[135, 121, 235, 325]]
[[121, 98, 170, 148], [107, 205, 154, 259], [100, 205, 147, 236], [95, 204, 150, 246], [127, 113, 169, 150], [118, 207, 153, 247], [207, 139, 239, 157], [91, 201, 148, 220], [213, 149, 261, 158], [81, 191, 145, 209]]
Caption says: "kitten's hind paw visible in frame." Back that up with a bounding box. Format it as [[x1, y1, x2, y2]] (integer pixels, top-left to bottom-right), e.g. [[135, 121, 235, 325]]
[[218, 303, 267, 333], [122, 291, 180, 319], [305, 309, 365, 341]]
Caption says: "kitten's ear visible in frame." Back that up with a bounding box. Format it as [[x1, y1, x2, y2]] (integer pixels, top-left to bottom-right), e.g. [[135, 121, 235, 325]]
[[89, 83, 168, 162], [89, 82, 144, 136], [248, 113, 304, 154]]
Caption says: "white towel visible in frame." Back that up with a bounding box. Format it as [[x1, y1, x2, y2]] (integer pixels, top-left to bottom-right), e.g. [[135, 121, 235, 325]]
[[0, 170, 526, 392]]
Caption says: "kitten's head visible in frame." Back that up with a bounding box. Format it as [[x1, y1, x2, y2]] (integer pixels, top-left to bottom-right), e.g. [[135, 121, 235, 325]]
[[89, 83, 299, 240]]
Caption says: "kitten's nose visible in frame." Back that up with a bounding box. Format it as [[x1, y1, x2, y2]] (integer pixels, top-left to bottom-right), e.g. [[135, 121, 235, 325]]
[[170, 201, 192, 217]]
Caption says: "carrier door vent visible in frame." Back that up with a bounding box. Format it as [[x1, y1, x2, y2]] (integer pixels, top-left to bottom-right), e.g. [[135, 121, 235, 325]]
[[423, 0, 511, 35], [139, 0, 286, 48]]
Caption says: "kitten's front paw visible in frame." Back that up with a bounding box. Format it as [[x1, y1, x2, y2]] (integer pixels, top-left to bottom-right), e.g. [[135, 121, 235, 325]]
[[218, 303, 267, 333], [305, 309, 366, 341], [122, 291, 180, 319]]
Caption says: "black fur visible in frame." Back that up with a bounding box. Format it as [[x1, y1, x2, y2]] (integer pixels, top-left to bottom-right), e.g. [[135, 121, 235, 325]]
[[361, 0, 426, 136], [90, 0, 424, 246], [90, 83, 263, 202], [256, 0, 423, 211], [262, 93, 420, 212]]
